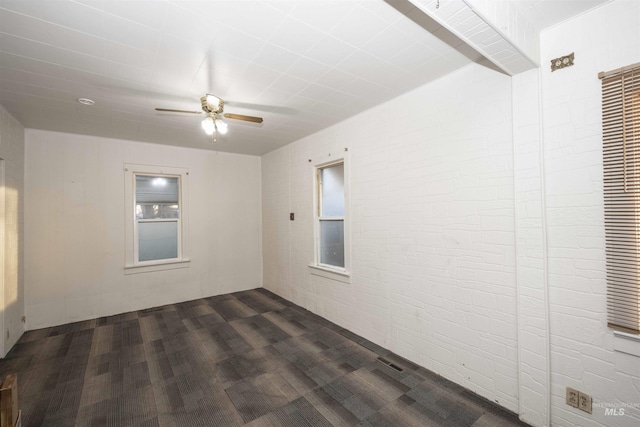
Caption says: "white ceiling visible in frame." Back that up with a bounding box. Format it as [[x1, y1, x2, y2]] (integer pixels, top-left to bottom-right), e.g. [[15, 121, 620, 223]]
[[0, 0, 608, 156], [509, 0, 610, 31]]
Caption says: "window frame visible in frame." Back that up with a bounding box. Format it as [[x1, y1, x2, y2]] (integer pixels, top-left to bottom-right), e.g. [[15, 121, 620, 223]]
[[311, 153, 350, 278], [124, 164, 190, 274]]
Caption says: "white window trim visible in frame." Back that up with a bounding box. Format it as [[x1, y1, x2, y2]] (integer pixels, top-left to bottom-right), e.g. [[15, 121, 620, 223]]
[[308, 264, 351, 283], [310, 151, 350, 282], [124, 164, 190, 274], [613, 330, 640, 358]]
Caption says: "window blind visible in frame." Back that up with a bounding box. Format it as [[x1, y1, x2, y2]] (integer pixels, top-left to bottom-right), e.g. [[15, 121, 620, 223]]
[[601, 64, 640, 333]]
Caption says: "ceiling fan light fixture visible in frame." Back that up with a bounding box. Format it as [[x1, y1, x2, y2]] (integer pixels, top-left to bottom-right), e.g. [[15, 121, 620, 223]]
[[205, 94, 221, 112], [201, 116, 215, 135], [158, 93, 263, 140], [215, 118, 228, 134]]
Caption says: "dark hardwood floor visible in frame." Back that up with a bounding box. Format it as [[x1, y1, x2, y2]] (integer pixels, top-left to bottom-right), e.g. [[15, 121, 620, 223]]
[[0, 288, 529, 426]]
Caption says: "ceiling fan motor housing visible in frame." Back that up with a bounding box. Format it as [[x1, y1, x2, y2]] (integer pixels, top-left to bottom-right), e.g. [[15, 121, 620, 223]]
[[201, 95, 224, 114]]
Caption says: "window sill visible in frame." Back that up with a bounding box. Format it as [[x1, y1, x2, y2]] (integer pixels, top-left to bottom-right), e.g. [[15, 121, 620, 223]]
[[124, 259, 190, 275], [308, 264, 351, 284], [613, 330, 640, 357]]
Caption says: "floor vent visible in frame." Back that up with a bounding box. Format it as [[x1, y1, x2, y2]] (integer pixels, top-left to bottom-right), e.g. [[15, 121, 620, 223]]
[[140, 307, 165, 315], [377, 357, 404, 372]]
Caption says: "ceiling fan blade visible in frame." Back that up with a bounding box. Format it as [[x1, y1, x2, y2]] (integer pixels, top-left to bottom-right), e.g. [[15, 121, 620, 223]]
[[223, 113, 263, 123], [226, 100, 295, 115], [155, 108, 203, 114]]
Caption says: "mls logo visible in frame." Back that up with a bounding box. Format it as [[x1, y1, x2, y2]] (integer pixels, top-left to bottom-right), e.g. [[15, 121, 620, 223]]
[[605, 408, 625, 416]]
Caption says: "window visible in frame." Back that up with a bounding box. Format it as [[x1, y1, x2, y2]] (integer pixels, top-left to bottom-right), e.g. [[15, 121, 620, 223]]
[[313, 156, 349, 274], [136, 175, 180, 262], [600, 63, 640, 333], [124, 164, 190, 273]]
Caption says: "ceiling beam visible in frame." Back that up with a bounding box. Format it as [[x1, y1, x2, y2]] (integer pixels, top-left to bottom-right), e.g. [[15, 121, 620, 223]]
[[407, 0, 539, 76]]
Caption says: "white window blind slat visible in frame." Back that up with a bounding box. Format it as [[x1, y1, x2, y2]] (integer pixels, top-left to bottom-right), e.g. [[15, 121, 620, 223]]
[[601, 66, 640, 333]]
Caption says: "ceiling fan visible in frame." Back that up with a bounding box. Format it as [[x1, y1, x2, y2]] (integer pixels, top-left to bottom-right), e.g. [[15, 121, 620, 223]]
[[155, 94, 263, 141]]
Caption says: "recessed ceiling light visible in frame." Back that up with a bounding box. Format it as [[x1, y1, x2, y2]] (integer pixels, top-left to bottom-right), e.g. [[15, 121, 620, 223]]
[[77, 98, 95, 106]]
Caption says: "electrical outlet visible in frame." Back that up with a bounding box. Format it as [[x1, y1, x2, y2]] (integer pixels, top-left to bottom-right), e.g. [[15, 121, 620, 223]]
[[566, 387, 579, 408], [578, 392, 592, 414]]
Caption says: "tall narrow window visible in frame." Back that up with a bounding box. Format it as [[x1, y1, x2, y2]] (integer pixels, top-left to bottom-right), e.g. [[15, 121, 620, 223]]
[[317, 161, 345, 269], [600, 63, 640, 333], [135, 175, 180, 262], [125, 164, 190, 273]]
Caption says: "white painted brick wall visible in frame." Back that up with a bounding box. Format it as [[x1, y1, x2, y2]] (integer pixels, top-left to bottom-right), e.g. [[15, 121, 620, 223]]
[[262, 63, 520, 411], [0, 105, 25, 357], [541, 1, 640, 426], [24, 130, 263, 330], [513, 68, 549, 426], [262, 146, 292, 301]]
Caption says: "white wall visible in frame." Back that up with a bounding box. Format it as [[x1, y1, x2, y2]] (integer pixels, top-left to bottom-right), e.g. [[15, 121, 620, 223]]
[[0, 105, 25, 357], [25, 129, 262, 330], [513, 68, 549, 426], [263, 63, 520, 411], [541, 1, 640, 426]]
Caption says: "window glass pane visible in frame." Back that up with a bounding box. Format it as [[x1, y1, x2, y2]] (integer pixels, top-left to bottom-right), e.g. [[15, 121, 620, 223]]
[[136, 176, 179, 219], [138, 221, 178, 262], [321, 163, 344, 216], [136, 204, 179, 219], [320, 220, 344, 268]]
